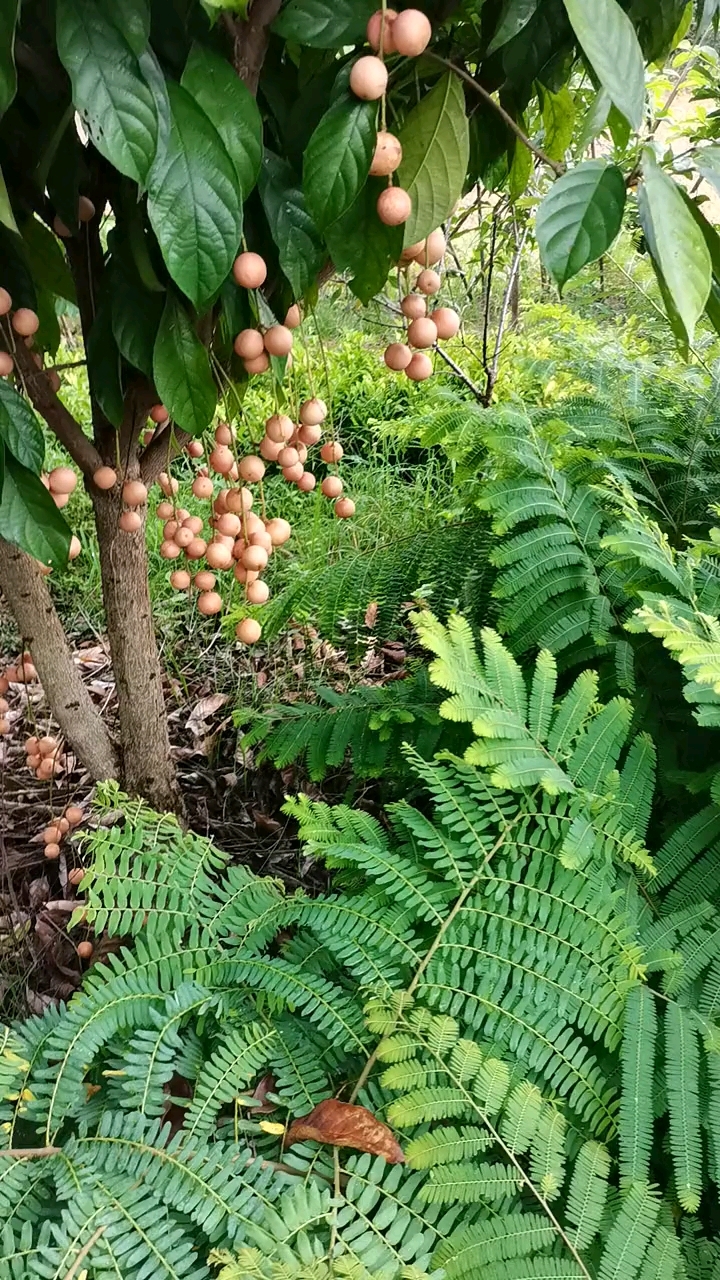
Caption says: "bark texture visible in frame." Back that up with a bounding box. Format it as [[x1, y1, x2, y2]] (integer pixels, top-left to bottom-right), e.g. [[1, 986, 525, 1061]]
[[0, 538, 119, 781], [92, 488, 181, 814]]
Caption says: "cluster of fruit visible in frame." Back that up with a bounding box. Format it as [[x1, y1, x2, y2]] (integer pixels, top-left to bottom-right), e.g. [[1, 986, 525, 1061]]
[[38, 799, 84, 860], [231, 252, 301, 374], [0, 286, 41, 376], [153, 395, 351, 643], [350, 8, 432, 229], [0, 654, 39, 740], [22, 729, 70, 780]]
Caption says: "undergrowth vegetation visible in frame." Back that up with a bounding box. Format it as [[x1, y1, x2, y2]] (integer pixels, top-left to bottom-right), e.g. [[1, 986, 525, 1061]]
[[7, 174, 720, 1280], [4, 591, 720, 1276]]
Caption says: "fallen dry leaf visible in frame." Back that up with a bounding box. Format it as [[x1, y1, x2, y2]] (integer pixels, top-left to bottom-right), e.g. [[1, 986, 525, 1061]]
[[186, 692, 229, 736], [365, 601, 379, 629], [286, 1098, 404, 1163]]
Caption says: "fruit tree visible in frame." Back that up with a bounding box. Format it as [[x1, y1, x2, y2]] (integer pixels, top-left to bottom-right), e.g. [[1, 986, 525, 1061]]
[[0, 0, 717, 810]]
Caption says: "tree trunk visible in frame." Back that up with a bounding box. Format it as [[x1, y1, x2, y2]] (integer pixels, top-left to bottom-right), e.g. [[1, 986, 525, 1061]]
[[0, 538, 119, 781], [92, 488, 182, 814]]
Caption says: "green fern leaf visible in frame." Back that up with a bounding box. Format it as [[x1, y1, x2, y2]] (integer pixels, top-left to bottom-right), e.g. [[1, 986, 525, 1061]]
[[619, 987, 657, 1183], [665, 1003, 702, 1213], [529, 1105, 566, 1201], [565, 1140, 611, 1251], [528, 651, 558, 743], [597, 1181, 660, 1280], [404, 1126, 492, 1169]]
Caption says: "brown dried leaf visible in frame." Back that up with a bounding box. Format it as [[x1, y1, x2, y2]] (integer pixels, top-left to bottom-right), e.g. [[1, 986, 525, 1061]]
[[286, 1098, 404, 1163], [186, 692, 229, 736], [364, 601, 379, 629]]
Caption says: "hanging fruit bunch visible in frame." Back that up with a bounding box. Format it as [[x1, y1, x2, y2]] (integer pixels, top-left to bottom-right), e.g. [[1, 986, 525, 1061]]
[[348, 10, 461, 381]]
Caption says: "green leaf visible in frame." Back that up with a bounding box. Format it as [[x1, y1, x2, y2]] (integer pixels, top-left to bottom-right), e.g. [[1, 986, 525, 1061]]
[[487, 0, 539, 54], [87, 302, 124, 428], [637, 182, 689, 357], [396, 73, 470, 247], [508, 136, 533, 202], [56, 0, 162, 185], [109, 0, 150, 55], [181, 44, 263, 200], [640, 148, 711, 345], [563, 0, 646, 130], [542, 85, 575, 161], [0, 454, 71, 567], [0, 162, 17, 234], [111, 270, 165, 378], [259, 152, 324, 297], [147, 81, 242, 310], [693, 144, 720, 197], [0, 380, 45, 473], [325, 175, 403, 303], [0, 0, 19, 119], [274, 0, 374, 47], [536, 160, 626, 289], [303, 96, 377, 234], [577, 89, 611, 152], [153, 293, 217, 436], [20, 217, 76, 303]]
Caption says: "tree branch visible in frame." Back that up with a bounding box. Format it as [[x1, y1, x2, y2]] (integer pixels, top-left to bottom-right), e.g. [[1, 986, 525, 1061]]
[[140, 426, 191, 486], [221, 0, 283, 94], [424, 52, 565, 178], [434, 344, 483, 400], [2, 333, 102, 477]]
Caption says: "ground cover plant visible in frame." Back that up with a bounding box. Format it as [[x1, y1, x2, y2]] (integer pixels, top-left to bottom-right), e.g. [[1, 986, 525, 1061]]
[[5, 3, 720, 1279]]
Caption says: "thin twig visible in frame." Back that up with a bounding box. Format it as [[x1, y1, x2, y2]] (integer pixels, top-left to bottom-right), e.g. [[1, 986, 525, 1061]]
[[0, 1145, 62, 1157], [487, 222, 530, 402], [434, 344, 483, 400], [62, 1225, 106, 1280], [424, 51, 565, 177]]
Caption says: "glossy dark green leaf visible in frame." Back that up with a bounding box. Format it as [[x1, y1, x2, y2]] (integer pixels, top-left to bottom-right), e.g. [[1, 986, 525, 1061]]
[[563, 0, 646, 129], [536, 160, 626, 289], [488, 0, 539, 53], [147, 82, 242, 309], [0, 227, 36, 310], [181, 44, 263, 200], [0, 163, 17, 234], [111, 270, 165, 378], [20, 217, 76, 303], [0, 0, 19, 119], [303, 96, 376, 234], [46, 121, 85, 235], [109, 0, 150, 55], [640, 149, 711, 345], [56, 0, 161, 185], [35, 289, 61, 358], [0, 380, 45, 473], [629, 0, 688, 62], [637, 181, 688, 358], [153, 293, 216, 436], [0, 454, 71, 567], [508, 137, 533, 202], [397, 73, 470, 246], [259, 152, 324, 297], [325, 176, 402, 304], [87, 303, 124, 428], [274, 0, 374, 47]]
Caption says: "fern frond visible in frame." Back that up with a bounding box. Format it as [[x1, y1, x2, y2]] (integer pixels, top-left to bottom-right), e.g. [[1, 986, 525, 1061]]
[[404, 1126, 492, 1168], [596, 1182, 660, 1280], [565, 1141, 610, 1251], [619, 987, 657, 1184], [665, 1003, 702, 1213], [70, 1111, 277, 1244]]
